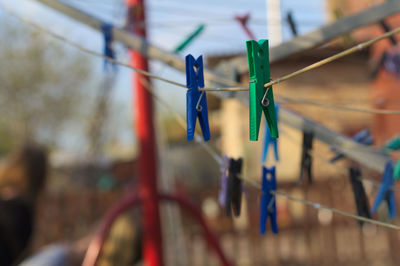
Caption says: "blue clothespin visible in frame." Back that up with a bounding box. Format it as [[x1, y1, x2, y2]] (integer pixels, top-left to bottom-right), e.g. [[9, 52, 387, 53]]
[[371, 161, 396, 219], [260, 166, 278, 235], [261, 105, 279, 163], [185, 55, 210, 141], [330, 129, 373, 163], [101, 23, 116, 72]]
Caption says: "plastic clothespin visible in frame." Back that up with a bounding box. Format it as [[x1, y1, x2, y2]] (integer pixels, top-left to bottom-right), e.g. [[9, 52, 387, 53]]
[[286, 11, 298, 37], [173, 24, 205, 54], [262, 105, 279, 163], [379, 20, 397, 46], [260, 166, 278, 235], [349, 167, 371, 225], [235, 13, 256, 40], [299, 131, 314, 184], [218, 156, 230, 207], [385, 135, 400, 150], [370, 22, 399, 78], [371, 161, 396, 219], [101, 23, 116, 72], [185, 54, 210, 141], [330, 129, 373, 163], [225, 158, 243, 217], [385, 136, 400, 180], [246, 40, 279, 141]]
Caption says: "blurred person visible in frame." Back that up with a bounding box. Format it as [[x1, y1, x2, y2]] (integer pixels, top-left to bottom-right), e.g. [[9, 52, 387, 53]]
[[0, 144, 47, 265], [19, 235, 91, 266]]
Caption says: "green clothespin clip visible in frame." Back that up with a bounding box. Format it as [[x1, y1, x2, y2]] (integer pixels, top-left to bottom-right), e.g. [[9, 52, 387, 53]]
[[385, 135, 400, 180], [173, 24, 205, 54], [246, 39, 278, 141]]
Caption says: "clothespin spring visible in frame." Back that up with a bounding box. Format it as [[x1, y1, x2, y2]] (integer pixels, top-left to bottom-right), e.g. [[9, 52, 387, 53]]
[[196, 91, 205, 111], [261, 79, 273, 107]]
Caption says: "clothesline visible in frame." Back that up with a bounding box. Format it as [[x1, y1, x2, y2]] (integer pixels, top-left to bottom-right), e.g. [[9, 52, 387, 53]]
[[140, 73, 400, 231], [2, 2, 400, 231], [4, 3, 400, 115]]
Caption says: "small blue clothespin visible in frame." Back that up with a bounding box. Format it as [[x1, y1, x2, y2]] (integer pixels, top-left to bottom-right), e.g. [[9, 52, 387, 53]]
[[330, 129, 373, 163], [261, 105, 279, 163], [101, 23, 116, 72], [185, 54, 210, 141], [260, 166, 278, 235], [371, 160, 396, 219]]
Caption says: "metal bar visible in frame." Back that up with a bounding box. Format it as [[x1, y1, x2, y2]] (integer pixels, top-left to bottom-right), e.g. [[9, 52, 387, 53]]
[[229, 1, 400, 73]]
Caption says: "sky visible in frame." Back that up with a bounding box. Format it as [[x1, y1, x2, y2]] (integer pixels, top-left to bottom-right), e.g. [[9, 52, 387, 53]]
[[0, 0, 326, 152]]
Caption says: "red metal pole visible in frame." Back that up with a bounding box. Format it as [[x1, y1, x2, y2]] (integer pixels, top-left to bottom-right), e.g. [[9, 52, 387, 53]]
[[126, 1, 163, 265]]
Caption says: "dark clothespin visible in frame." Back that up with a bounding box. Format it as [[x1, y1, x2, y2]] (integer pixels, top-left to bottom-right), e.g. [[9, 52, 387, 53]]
[[246, 40, 279, 141], [370, 21, 399, 78], [218, 156, 230, 207], [330, 129, 373, 163], [101, 23, 116, 72], [349, 167, 371, 225], [379, 21, 397, 46], [262, 105, 279, 163], [234, 13, 256, 40], [286, 11, 298, 37], [260, 166, 278, 235], [185, 54, 210, 141], [371, 161, 396, 219], [299, 131, 314, 184], [225, 158, 244, 217]]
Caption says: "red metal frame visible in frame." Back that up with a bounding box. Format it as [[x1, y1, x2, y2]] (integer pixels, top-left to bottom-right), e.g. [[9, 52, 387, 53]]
[[82, 1, 232, 265], [82, 193, 232, 266], [127, 0, 163, 265]]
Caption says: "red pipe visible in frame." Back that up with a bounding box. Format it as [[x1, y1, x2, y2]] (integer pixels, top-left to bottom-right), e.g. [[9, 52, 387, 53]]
[[82, 195, 141, 266], [126, 0, 163, 265]]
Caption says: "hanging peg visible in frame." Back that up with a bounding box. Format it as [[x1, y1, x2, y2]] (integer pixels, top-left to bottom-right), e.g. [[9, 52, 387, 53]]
[[185, 54, 210, 141], [371, 161, 396, 220], [286, 11, 298, 37], [299, 131, 314, 184], [349, 167, 371, 225], [246, 40, 279, 141], [379, 20, 397, 46], [370, 22, 399, 78], [262, 105, 279, 163], [101, 23, 117, 72], [225, 158, 244, 217], [218, 156, 230, 207], [385, 136, 400, 180], [330, 129, 373, 163], [260, 166, 278, 235]]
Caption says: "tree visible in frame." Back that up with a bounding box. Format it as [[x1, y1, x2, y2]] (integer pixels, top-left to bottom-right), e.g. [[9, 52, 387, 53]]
[[0, 19, 92, 154]]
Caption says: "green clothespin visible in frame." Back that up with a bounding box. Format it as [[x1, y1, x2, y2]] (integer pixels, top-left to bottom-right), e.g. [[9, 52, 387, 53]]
[[246, 39, 278, 141], [385, 135, 400, 180], [173, 24, 205, 54], [385, 135, 400, 150]]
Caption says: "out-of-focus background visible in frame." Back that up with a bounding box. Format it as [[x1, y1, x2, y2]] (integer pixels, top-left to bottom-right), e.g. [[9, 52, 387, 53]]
[[1, 0, 400, 265]]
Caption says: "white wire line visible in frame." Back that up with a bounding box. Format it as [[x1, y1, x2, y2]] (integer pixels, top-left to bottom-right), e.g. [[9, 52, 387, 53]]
[[279, 96, 400, 115], [6, 3, 400, 115], [263, 25, 400, 89], [3, 3, 400, 230], [140, 79, 400, 231], [280, 129, 400, 192]]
